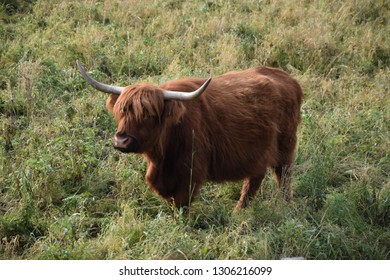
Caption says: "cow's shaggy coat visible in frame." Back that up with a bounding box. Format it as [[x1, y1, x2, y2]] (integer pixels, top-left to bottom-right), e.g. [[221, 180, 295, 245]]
[[104, 66, 303, 210]]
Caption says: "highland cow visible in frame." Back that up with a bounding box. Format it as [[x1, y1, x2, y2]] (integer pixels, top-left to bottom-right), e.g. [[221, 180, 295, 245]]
[[77, 61, 303, 211]]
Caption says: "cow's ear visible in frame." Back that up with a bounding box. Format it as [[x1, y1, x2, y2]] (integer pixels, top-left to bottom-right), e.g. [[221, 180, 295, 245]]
[[163, 100, 186, 124], [106, 94, 120, 114]]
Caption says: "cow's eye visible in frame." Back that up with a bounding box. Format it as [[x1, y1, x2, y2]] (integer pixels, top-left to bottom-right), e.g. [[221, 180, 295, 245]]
[[120, 106, 130, 114], [142, 115, 157, 124]]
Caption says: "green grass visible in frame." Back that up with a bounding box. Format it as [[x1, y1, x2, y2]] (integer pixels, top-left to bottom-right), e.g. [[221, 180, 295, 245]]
[[0, 0, 389, 260]]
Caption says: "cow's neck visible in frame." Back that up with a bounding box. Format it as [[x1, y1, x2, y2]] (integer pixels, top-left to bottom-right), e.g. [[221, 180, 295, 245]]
[[144, 122, 181, 164]]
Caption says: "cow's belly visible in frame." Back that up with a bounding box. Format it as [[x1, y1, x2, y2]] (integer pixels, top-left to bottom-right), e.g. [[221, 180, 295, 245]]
[[207, 154, 265, 182]]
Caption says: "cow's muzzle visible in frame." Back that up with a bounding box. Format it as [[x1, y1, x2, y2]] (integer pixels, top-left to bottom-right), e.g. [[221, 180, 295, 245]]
[[113, 132, 140, 153]]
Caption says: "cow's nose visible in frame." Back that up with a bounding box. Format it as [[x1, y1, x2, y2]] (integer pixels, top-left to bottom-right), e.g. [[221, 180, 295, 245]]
[[114, 132, 129, 148], [113, 133, 140, 153]]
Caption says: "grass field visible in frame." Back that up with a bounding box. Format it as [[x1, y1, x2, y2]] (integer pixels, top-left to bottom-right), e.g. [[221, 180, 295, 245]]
[[0, 0, 389, 260]]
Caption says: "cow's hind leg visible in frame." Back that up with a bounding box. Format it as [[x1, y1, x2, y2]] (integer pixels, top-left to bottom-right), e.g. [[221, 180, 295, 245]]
[[272, 163, 293, 202], [273, 132, 297, 202], [235, 167, 266, 211]]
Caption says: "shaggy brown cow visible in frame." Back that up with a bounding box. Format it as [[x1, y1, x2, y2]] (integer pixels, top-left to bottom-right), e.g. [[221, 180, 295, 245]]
[[77, 61, 303, 211]]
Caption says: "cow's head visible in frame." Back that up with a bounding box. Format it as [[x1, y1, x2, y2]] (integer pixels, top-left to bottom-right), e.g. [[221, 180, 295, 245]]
[[76, 61, 211, 153]]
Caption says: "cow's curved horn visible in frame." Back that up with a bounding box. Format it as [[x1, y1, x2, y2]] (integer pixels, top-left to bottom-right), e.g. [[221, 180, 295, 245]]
[[76, 60, 125, 95], [162, 77, 212, 100]]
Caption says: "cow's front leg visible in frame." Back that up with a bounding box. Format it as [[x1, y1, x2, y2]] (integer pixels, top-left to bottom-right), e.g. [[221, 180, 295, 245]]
[[171, 178, 203, 211], [145, 161, 158, 186], [145, 162, 173, 199]]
